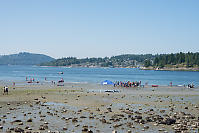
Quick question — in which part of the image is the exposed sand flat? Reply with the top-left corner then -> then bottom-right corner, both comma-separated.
0,82 -> 199,133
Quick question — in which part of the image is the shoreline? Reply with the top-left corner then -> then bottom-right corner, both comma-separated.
1,80 -> 198,89
140,67 -> 199,72
1,80 -> 198,88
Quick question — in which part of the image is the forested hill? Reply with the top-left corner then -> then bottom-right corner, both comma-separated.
0,52 -> 55,65
40,54 -> 155,67
144,52 -> 199,68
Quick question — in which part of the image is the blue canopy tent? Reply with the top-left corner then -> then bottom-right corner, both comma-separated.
101,80 -> 114,85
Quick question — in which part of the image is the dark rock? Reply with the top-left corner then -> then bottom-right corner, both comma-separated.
39,126 -> 45,130
80,116 -> 87,119
145,116 -> 152,122
14,127 -> 24,133
18,122 -> 23,125
135,115 -> 142,119
164,118 -> 176,125
144,126 -> 149,129
82,125 -> 88,131
63,127 -> 67,130
88,129 -> 93,133
72,118 -> 78,123
13,120 -> 22,123
101,118 -> 106,123
113,124 -> 123,128
107,107 -> 112,112
27,118 -> 33,122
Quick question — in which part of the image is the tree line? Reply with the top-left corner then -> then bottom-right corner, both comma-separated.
40,54 -> 155,67
40,52 -> 199,68
144,52 -> 199,68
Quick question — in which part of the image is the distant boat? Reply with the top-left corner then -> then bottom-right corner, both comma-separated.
152,85 -> 159,87
58,72 -> 64,74
58,78 -> 64,83
177,85 -> 183,87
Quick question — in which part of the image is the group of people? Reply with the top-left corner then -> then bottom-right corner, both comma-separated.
26,77 -> 40,84
187,83 -> 194,88
26,77 -> 64,86
114,81 -> 142,88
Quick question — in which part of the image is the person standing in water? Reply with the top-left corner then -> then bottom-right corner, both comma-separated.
13,82 -> 15,89
170,82 -> 172,87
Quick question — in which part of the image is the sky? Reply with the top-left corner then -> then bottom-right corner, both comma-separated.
0,0 -> 199,59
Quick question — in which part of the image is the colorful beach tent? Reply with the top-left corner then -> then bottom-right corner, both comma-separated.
101,80 -> 114,85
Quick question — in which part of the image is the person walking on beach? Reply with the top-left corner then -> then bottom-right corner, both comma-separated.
3,86 -> 8,95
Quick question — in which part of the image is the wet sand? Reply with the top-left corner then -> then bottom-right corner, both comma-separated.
0,82 -> 199,133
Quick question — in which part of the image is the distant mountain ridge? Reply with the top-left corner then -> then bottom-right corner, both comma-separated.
0,52 -> 55,65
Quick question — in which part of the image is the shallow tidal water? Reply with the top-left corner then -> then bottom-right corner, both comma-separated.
0,65 -> 199,86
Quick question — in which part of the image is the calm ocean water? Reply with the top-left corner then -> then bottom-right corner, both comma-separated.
0,65 -> 198,86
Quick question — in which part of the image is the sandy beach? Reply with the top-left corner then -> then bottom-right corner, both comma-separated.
0,82 -> 199,133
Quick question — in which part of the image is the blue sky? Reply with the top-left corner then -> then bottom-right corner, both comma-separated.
0,0 -> 198,58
